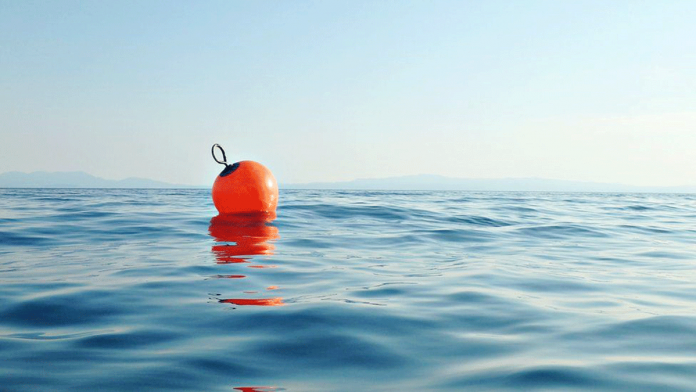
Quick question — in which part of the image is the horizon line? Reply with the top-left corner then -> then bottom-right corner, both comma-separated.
1,170 -> 695,190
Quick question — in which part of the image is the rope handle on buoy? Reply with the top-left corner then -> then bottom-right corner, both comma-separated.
212,144 -> 227,166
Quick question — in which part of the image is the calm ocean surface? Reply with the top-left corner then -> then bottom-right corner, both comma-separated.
1,189 -> 696,391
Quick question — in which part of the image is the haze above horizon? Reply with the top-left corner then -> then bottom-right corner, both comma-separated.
3,170 -> 696,192
2,1 -> 695,187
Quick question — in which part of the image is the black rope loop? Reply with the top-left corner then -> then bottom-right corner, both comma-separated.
212,144 -> 227,165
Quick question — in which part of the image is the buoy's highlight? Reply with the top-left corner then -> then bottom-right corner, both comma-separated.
211,144 -> 278,215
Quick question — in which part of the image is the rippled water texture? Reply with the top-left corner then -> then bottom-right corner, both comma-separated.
2,189 -> 696,391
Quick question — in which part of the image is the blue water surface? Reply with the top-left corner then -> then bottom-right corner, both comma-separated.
1,189 -> 696,391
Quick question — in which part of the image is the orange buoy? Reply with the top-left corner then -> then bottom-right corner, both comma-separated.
211,144 -> 278,216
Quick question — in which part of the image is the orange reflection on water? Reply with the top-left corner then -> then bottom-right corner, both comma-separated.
234,387 -> 285,392
220,298 -> 284,306
210,213 -> 283,307
209,213 -> 279,264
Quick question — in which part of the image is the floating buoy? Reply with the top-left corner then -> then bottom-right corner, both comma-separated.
211,144 -> 278,216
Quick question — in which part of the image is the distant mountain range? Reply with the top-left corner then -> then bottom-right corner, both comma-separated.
284,174 -> 696,193
1,171 -> 695,192
0,171 -> 193,188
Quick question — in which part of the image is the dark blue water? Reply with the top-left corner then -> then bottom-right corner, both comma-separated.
2,189 -> 696,391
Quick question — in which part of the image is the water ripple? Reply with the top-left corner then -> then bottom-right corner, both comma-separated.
1,189 -> 696,390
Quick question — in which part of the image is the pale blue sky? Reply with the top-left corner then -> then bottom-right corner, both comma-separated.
2,1 -> 695,186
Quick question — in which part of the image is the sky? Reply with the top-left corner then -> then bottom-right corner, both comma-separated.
1,0 -> 695,187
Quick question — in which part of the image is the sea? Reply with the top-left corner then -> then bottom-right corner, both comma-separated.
1,189 -> 696,391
